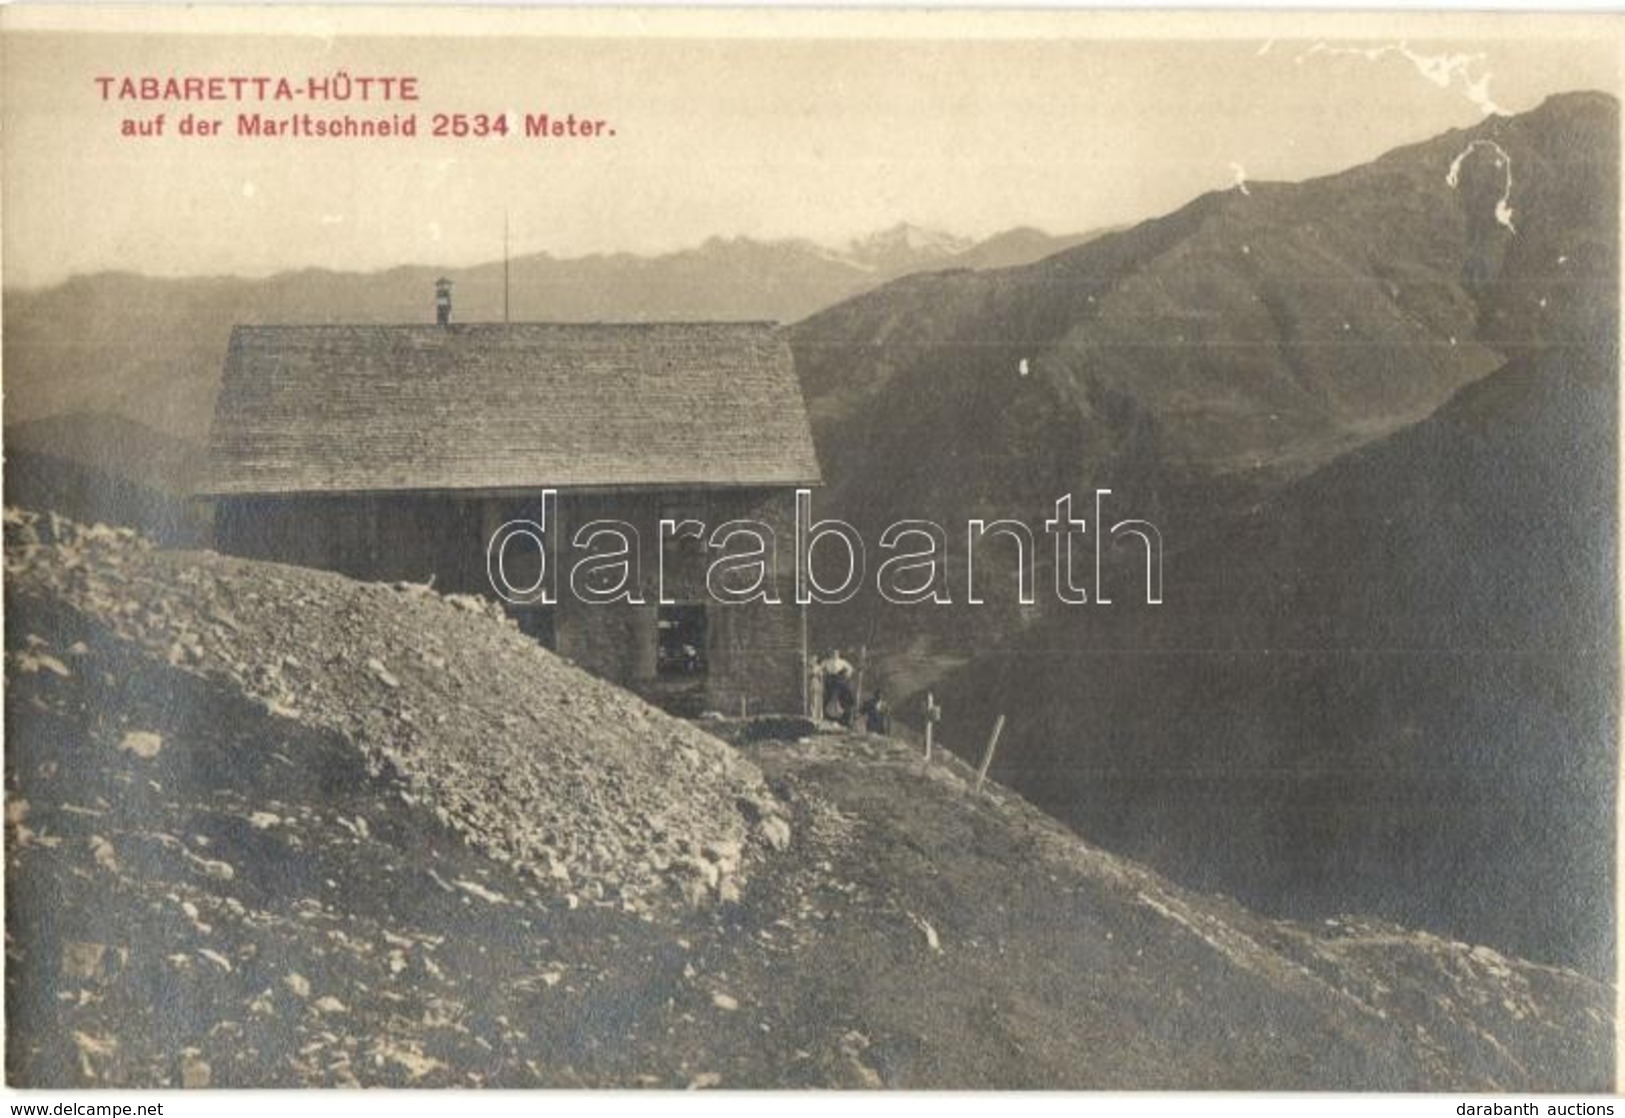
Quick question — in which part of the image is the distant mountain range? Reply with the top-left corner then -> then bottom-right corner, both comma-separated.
1,222 -> 1100,450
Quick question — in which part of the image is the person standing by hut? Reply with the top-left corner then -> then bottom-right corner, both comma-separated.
819,648 -> 855,727
860,689 -> 892,735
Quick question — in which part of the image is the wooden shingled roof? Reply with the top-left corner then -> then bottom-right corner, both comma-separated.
202,322 -> 822,496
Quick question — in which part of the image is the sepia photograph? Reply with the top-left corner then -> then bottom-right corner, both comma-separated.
0,4 -> 1618,1096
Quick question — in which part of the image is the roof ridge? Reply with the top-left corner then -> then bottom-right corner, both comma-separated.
207,316 -> 820,496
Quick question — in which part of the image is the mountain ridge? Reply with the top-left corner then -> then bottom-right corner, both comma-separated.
785,89 -> 1615,667
0,223 -> 1100,444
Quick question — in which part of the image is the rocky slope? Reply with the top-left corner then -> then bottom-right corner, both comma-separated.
4,508 -> 790,912
3,511 -> 1612,1089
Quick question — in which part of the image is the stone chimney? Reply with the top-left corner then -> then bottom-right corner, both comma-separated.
435,277 -> 453,327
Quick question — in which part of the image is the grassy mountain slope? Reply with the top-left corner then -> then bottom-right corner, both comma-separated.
790,92 -> 1615,540
3,414 -> 207,543
931,333 -> 1616,977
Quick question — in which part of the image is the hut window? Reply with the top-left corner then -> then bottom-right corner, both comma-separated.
656,604 -> 707,676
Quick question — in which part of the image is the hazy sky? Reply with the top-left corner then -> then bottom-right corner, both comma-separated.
1,9 -> 1617,288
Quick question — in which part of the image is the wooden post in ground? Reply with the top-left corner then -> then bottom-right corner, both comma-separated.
800,608 -> 810,719
923,691 -> 941,762
974,714 -> 1006,795
854,644 -> 868,727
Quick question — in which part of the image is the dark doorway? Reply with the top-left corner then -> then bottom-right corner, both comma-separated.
656,604 -> 707,676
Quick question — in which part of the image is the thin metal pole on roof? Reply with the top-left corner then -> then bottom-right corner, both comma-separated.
503,210 -> 511,326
